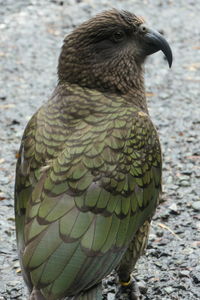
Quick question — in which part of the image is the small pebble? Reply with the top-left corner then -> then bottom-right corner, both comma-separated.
179,270 -> 190,278
169,203 -> 179,214
192,201 -> 200,211
107,293 -> 115,300
164,287 -> 174,294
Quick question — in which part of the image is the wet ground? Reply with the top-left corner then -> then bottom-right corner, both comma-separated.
0,0 -> 200,299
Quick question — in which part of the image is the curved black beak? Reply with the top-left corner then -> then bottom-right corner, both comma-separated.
144,29 -> 173,68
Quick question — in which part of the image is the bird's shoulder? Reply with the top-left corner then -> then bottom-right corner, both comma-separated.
15,84 -> 161,192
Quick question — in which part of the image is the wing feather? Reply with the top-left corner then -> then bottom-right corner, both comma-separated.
15,85 -> 162,300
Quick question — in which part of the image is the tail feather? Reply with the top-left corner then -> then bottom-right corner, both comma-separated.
29,288 -> 46,300
29,283 -> 102,300
72,283 -> 102,300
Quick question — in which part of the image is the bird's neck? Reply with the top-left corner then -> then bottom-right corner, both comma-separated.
122,88 -> 148,112
58,47 -> 148,112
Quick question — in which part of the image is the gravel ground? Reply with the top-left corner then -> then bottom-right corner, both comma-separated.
0,0 -> 200,299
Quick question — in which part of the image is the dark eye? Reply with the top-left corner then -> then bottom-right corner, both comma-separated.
112,30 -> 125,42
139,24 -> 148,34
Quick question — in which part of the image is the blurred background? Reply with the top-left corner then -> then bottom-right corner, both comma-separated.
0,1 -> 200,299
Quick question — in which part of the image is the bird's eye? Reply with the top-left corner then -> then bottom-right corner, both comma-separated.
139,24 -> 148,34
112,30 -> 125,42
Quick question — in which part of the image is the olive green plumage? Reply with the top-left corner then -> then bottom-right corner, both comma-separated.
15,9 -> 172,300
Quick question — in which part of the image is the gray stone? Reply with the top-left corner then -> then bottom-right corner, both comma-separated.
192,201 -> 200,211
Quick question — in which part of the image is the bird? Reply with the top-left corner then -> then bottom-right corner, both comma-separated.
14,9 -> 172,300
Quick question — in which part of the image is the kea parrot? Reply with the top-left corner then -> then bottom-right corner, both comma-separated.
15,9 -> 172,300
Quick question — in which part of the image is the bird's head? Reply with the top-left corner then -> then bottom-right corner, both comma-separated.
58,9 -> 172,94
